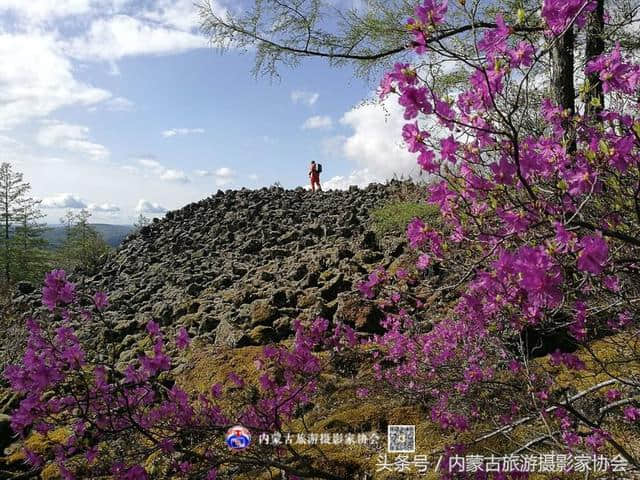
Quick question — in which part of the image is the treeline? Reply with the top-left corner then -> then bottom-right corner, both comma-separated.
0,162 -> 145,289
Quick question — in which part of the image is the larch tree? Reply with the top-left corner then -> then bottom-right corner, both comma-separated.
58,209 -> 110,273
0,163 -> 37,285
11,198 -> 49,283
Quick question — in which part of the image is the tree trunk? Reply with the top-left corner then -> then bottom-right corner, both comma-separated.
551,25 -> 576,152
4,189 -> 9,284
585,0 -> 605,115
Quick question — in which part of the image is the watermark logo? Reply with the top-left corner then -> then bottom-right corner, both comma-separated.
225,425 -> 252,451
388,425 -> 416,453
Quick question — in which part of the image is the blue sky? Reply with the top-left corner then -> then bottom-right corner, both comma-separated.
1,0 -> 419,224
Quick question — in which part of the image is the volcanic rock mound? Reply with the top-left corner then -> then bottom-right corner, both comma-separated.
9,182 -> 414,366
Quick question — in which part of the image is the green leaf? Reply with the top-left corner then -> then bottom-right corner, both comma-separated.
599,139 -> 610,156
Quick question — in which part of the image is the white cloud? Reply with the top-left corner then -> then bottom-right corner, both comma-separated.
137,158 -> 164,175
37,121 -> 109,161
65,15 -> 207,62
104,96 -> 135,111
136,157 -> 189,183
214,167 -> 235,186
215,167 -> 234,178
0,32 -> 111,129
302,115 -> 333,130
338,97 -> 421,180
121,165 -> 139,174
141,0 -> 221,32
0,0 -> 93,21
160,169 -> 190,183
322,169 -> 380,190
0,135 -> 29,164
88,202 -> 120,212
136,199 -> 167,214
291,90 -> 319,107
194,166 -> 236,186
322,135 -> 348,157
42,193 -> 87,209
248,173 -> 258,181
162,127 -> 205,137
137,157 -> 162,168
0,0 -> 222,129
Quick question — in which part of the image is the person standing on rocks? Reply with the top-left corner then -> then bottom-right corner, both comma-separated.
309,161 -> 322,192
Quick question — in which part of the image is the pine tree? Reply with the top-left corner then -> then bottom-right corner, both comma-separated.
0,163 -> 32,285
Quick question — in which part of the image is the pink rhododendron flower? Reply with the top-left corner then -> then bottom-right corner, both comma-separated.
93,291 -> 109,311
608,311 -> 633,330
206,469 -> 218,480
585,430 -> 606,452
358,268 -> 386,299
428,181 -> 457,214
176,327 -> 190,350
569,301 -> 588,341
562,430 -> 581,448
416,253 -> 431,271
603,275 -> 620,292
86,446 -> 98,465
414,0 -> 448,26
402,122 -> 429,153
42,270 -> 76,311
542,0 -> 596,35
398,86 -> 431,119
623,406 -> 640,422
417,149 -> 438,172
440,136 -> 458,163
490,156 -> 517,185
550,350 -> 585,370
356,388 -> 369,398
577,235 -> 609,275
586,43 -> 640,94
605,389 -> 621,402
228,372 -> 245,388
146,320 -> 161,338
211,383 -> 223,398
477,14 -> 511,61
554,222 -> 577,253
434,97 -> 455,129
509,41 -> 535,68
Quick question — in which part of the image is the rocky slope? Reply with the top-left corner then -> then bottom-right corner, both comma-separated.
7,182 -> 414,368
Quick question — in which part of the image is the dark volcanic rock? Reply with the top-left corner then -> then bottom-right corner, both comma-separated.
15,282 -> 35,295
7,181 -> 420,359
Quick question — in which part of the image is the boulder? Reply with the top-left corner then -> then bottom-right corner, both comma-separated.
248,326 -> 278,345
250,300 -> 278,326
214,319 -> 250,348
151,301 -> 173,325
334,293 -> 384,333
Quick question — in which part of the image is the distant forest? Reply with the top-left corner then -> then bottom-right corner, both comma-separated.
2,162 -> 145,286
40,224 -> 133,249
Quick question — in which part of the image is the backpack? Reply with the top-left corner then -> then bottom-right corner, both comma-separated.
316,163 -> 323,174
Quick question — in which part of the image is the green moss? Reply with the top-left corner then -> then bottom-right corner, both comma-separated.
371,201 -> 441,236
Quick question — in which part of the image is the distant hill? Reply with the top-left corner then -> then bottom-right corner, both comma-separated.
42,224 -> 134,249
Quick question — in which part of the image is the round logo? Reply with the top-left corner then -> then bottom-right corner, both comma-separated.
225,425 -> 251,451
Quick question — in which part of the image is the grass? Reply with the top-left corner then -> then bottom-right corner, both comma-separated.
371,201 -> 441,236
